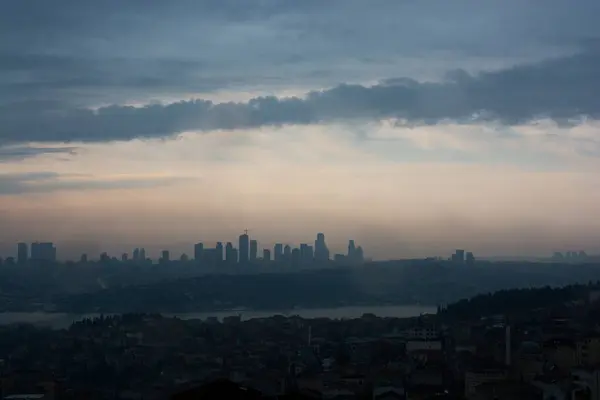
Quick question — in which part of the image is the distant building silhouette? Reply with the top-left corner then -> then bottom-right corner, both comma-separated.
291,248 -> 300,269
225,242 -> 236,265
250,239 -> 258,261
239,232 -> 249,264
314,233 -> 329,262
17,242 -> 28,265
31,242 -> 56,262
263,248 -> 271,261
300,244 -> 313,265
274,243 -> 283,262
466,251 -> 475,266
161,250 -> 170,264
451,249 -> 465,264
194,242 -> 204,262
348,240 -> 356,260
216,242 -> 224,265
283,245 -> 292,264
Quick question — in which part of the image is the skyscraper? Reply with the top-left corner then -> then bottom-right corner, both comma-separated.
250,240 -> 258,261
263,248 -> 271,261
133,248 -> 140,261
239,232 -> 249,264
454,249 -> 465,263
283,244 -> 292,264
300,244 -> 314,265
31,242 -> 56,262
216,242 -> 224,265
17,242 -> 28,265
225,242 -> 236,265
274,243 -> 283,262
355,246 -> 364,263
466,252 -> 475,267
347,240 -> 356,261
161,250 -> 170,263
314,233 -> 329,262
291,248 -> 300,269
194,242 -> 204,262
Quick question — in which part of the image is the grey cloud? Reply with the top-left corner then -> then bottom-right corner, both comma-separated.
1,1 -> 599,105
0,145 -> 78,162
1,48 -> 600,143
0,172 -> 190,195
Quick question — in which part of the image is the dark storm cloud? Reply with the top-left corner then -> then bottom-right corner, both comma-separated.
1,48 -> 600,143
0,172 -> 192,195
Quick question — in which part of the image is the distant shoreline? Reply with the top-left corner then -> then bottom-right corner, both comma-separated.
1,301 -> 438,315
0,304 -> 437,329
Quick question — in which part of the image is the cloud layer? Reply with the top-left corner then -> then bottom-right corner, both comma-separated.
2,47 -> 600,143
1,0 -> 598,105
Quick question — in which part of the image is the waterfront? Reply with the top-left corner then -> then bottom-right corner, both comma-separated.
0,304 -> 436,329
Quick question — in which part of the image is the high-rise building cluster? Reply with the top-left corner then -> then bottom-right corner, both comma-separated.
8,242 -> 58,266
552,251 -> 588,262
188,231 -> 364,269
2,231 -> 367,269
450,249 -> 475,266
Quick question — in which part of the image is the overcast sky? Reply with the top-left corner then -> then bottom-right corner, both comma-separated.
1,0 -> 600,260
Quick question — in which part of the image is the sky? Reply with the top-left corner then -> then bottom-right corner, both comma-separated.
1,0 -> 600,260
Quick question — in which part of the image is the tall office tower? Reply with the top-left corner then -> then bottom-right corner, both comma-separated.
306,245 -> 314,262
225,242 -> 236,265
355,246 -> 364,263
291,248 -> 300,269
347,240 -> 356,261
283,245 -> 292,264
161,250 -> 170,263
239,231 -> 249,263
133,248 -> 140,261
454,249 -> 465,263
466,252 -> 475,267
100,252 -> 110,263
121,253 -> 128,262
232,248 -> 238,265
300,244 -> 314,265
194,242 -> 204,262
250,240 -> 258,261
80,254 -> 88,263
216,242 -> 224,264
274,243 -> 283,262
314,233 -> 330,262
31,242 -> 57,262
139,248 -> 146,261
17,242 -> 28,265
263,248 -> 271,262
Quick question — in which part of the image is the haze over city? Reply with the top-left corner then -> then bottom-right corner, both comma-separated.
2,0 -> 600,260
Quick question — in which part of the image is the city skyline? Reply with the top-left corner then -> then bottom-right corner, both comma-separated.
0,231 -> 592,263
2,231 -> 372,265
1,1 -> 600,258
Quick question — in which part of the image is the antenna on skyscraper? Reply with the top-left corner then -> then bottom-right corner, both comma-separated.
244,229 -> 248,235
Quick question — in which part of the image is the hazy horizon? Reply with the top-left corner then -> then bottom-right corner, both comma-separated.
2,1 -> 600,260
